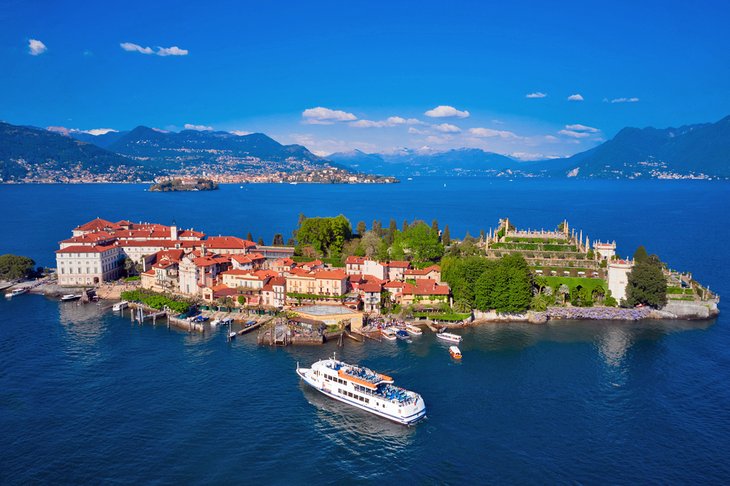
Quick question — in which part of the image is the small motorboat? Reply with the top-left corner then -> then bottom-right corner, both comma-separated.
60,294 -> 81,302
5,287 -> 28,298
228,330 -> 237,340
396,329 -> 411,342
210,318 -> 221,327
238,320 -> 261,335
112,300 -> 129,311
405,324 -> 423,336
449,346 -> 462,359
220,317 -> 234,326
381,327 -> 397,341
436,331 -> 462,343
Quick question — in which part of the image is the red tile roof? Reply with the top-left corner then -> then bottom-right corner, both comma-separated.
204,236 -> 256,250
360,281 -> 382,293
56,244 -> 118,254
402,279 -> 450,296
345,256 -> 366,264
387,260 -> 410,268
314,269 -> 348,280
74,218 -> 123,232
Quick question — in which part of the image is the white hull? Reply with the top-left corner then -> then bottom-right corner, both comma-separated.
437,332 -> 462,343
297,359 -> 426,425
112,301 -> 128,311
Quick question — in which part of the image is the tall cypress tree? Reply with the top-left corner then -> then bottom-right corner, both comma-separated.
442,225 -> 451,246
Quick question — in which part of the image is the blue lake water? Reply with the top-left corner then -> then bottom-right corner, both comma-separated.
0,179 -> 729,484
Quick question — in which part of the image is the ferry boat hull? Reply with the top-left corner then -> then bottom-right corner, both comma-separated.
296,359 -> 426,425
436,332 -> 462,344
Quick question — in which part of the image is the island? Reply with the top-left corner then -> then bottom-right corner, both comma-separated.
31,215 -> 719,341
149,178 -> 219,192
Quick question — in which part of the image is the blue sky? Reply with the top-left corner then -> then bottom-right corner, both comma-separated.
2,0 -> 729,158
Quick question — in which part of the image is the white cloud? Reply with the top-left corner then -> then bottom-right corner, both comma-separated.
85,128 -> 118,136
289,133 -> 377,155
610,97 -> 640,103
47,126 -> 118,136
526,92 -> 547,99
567,93 -> 584,101
468,127 -> 519,139
120,42 -> 189,56
230,130 -> 252,136
120,42 -> 154,54
433,123 -> 461,133
558,129 -> 590,138
564,123 -> 599,133
184,123 -> 213,131
157,46 -> 188,56
424,105 -> 470,118
28,39 -> 47,56
408,127 -> 428,135
350,116 -> 422,128
302,107 -> 357,125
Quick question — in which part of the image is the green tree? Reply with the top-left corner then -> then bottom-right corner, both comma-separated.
431,219 -> 439,234
391,221 -> 444,262
372,220 -> 382,237
633,245 -> 649,264
257,237 -> 265,246
272,233 -> 284,246
356,221 -> 367,236
402,219 -> 409,232
359,231 -> 382,257
295,215 -> 353,257
0,254 -> 36,280
625,253 -> 667,308
442,225 -> 451,246
246,232 -> 253,242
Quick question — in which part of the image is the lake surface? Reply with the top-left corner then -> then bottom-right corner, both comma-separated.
0,179 -> 729,484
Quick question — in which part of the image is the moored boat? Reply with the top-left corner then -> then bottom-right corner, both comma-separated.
405,324 -> 423,336
381,327 -> 397,341
60,294 -> 81,302
436,331 -> 462,343
296,355 -> 426,425
237,320 -> 261,335
5,287 -> 28,298
395,329 -> 411,342
112,300 -> 128,311
449,345 -> 462,359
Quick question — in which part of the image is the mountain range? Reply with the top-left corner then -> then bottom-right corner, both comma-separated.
1,115 -> 729,182
0,123 -> 337,182
330,115 -> 730,179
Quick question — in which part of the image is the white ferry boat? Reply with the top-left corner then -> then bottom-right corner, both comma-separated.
436,331 -> 462,343
296,356 -> 426,425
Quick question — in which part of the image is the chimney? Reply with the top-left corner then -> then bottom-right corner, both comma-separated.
201,243 -> 207,256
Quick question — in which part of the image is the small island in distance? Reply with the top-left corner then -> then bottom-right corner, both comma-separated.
149,178 -> 219,192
